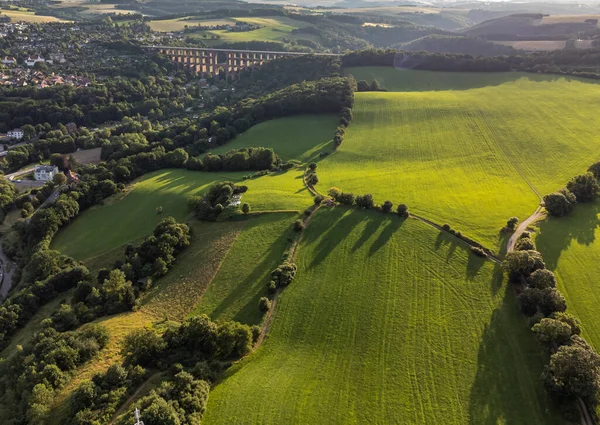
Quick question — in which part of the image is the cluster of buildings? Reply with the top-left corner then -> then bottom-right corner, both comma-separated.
0,68 -> 90,88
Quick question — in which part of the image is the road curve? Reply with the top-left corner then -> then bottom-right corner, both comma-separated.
506,205 -> 544,253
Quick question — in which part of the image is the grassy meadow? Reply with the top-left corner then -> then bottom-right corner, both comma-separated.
205,207 -> 557,425
51,114 -> 329,261
50,169 -> 233,260
210,114 -> 337,162
534,202 -> 600,351
191,212 -> 297,326
150,16 -> 312,43
320,70 -> 600,249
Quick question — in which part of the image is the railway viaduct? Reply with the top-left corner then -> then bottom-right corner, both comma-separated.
144,45 -> 339,77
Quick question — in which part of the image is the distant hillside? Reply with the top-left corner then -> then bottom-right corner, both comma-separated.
399,35 -> 519,56
463,13 -> 599,40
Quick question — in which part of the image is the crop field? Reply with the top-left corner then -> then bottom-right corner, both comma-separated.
322,69 -> 600,249
191,212 -> 298,326
148,17 -> 237,32
534,202 -> 600,351
204,207 -> 557,424
211,115 -> 337,162
0,9 -> 70,23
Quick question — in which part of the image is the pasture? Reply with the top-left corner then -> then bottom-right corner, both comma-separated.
210,114 -> 337,162
191,212 -> 298,326
204,207 -> 557,425
534,202 -> 600,351
321,70 -> 600,249
51,166 -> 311,261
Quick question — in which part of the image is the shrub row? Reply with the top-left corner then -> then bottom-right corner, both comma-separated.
327,187 -> 409,217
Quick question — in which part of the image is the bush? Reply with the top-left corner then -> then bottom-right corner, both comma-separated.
355,194 -> 374,209
259,297 -> 271,312
313,195 -> 324,205
396,203 -> 408,218
503,250 -> 545,283
271,262 -> 297,287
381,200 -> 393,213
515,237 -> 535,251
308,162 -> 317,172
294,220 -> 304,232
242,203 -> 250,214
470,246 -> 487,257
543,190 -> 576,217
506,217 -> 519,232
442,223 -> 451,231
306,172 -> 318,186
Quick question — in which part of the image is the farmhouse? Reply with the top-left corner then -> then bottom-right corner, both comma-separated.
7,128 -> 23,140
34,165 -> 59,181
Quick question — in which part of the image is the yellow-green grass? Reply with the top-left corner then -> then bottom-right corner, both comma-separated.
344,66 -> 557,91
205,207 -> 557,424
0,9 -> 70,23
150,16 -> 311,43
148,17 -> 236,32
191,212 -> 297,326
49,219 -> 244,423
51,167 -> 310,261
319,71 -> 600,250
534,202 -> 600,351
210,115 -> 337,162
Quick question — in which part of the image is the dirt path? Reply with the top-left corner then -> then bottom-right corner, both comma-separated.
109,373 -> 161,424
506,206 -> 544,253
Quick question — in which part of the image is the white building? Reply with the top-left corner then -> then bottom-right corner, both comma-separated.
34,165 -> 59,181
25,55 -> 45,67
7,128 -> 23,140
1,56 -> 16,65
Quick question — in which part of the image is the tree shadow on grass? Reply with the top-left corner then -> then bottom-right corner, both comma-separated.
308,208 -> 363,269
368,216 -> 404,256
535,202 -> 600,271
209,218 -> 294,326
468,288 -> 557,425
466,252 -> 487,282
351,215 -> 382,253
434,231 -> 459,262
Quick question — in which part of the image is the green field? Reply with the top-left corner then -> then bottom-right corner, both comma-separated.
211,115 -> 337,162
51,166 -> 311,261
192,212 -> 297,326
150,16 -> 312,43
50,169 -> 232,260
534,202 -> 600,351
319,70 -> 600,250
0,8 -> 70,23
205,207 -> 557,424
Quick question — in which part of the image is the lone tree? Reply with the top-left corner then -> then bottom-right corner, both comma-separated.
53,172 -> 67,186
506,217 -> 519,232
397,203 -> 409,218
566,172 -> 599,203
543,190 -> 576,217
242,203 -> 250,214
381,200 -> 393,213
308,163 -> 317,172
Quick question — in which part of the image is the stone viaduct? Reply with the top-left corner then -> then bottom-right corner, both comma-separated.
144,46 -> 338,77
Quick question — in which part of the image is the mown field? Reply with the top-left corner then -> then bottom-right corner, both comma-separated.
322,69 -> 600,249
534,202 -> 600,351
205,207 -> 557,425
